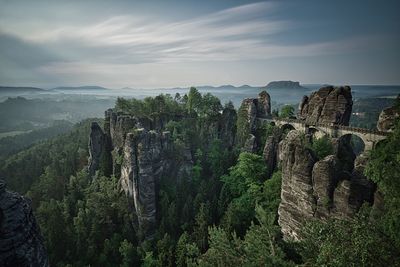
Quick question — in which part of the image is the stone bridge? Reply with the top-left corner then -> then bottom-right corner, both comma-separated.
259,117 -> 389,151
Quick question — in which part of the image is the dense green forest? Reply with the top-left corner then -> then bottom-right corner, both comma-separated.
2,90 -> 400,266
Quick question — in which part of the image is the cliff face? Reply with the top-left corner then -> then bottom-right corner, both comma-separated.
277,131 -> 376,240
298,86 -> 353,125
278,131 -> 317,240
377,95 -> 400,132
275,86 -> 378,240
121,130 -> 175,238
237,91 -> 271,152
88,122 -> 105,176
0,180 -> 49,267
89,106 -> 236,239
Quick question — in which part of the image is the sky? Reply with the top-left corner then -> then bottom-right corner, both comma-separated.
0,0 -> 399,88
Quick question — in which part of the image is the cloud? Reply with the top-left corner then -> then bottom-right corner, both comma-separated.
12,2 -> 292,64
1,1 -> 395,87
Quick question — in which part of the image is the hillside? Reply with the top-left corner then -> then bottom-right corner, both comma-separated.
1,88 -> 399,266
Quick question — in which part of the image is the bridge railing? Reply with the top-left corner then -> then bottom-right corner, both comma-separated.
266,117 -> 389,136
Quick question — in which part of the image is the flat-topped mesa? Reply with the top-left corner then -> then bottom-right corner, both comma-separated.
298,86 -> 353,125
0,180 -> 49,266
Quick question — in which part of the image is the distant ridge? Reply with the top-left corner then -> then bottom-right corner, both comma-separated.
52,86 -> 109,91
263,81 -> 305,89
0,86 -> 46,93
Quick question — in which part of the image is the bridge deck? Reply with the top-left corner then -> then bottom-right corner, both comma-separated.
259,117 -> 389,137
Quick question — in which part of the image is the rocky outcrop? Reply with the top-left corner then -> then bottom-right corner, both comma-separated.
278,131 -> 317,240
277,131 -> 377,240
121,130 -> 173,238
377,95 -> 400,132
262,127 -> 283,177
95,104 -> 236,240
88,122 -> 106,176
298,86 -> 353,125
237,91 -> 271,149
257,91 -> 271,117
219,106 -> 237,148
0,180 -> 49,267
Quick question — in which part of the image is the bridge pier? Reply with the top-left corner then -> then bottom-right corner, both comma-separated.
364,141 -> 375,151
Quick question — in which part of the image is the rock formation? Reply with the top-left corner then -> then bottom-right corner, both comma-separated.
277,130 -> 377,240
377,95 -> 400,132
120,130 -> 174,238
298,86 -> 353,125
88,122 -> 105,176
237,91 -> 271,150
0,180 -> 49,267
275,86 -> 381,240
262,127 -> 283,177
89,104 -> 236,240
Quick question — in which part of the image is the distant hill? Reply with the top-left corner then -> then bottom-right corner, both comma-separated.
0,86 -> 46,93
52,86 -> 109,91
263,81 -> 305,89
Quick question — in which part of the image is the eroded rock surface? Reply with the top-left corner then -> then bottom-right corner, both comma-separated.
277,132 -> 377,240
298,86 -> 353,125
96,105 -> 236,240
0,180 -> 49,267
121,130 -> 174,238
262,127 -> 283,177
278,131 -> 317,240
88,122 -> 105,176
377,95 -> 400,132
237,91 -> 271,149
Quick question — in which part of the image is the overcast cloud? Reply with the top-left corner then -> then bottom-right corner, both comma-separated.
0,0 -> 399,88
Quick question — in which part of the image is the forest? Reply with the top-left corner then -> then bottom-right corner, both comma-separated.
1,89 -> 400,267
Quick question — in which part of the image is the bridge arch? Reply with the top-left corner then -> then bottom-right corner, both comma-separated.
338,133 -> 365,155
281,123 -> 296,132
308,126 -> 329,139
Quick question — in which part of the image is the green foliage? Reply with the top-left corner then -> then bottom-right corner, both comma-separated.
0,120 -> 73,161
187,87 -> 202,114
115,94 -> 185,118
279,105 -> 295,119
0,119 -> 98,194
195,206 -> 292,267
254,122 -> 276,154
309,135 -> 334,160
365,119 -> 400,247
300,207 -> 400,266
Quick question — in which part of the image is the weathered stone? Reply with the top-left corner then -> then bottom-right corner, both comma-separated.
377,95 -> 400,132
257,91 -> 271,117
88,122 -> 105,176
278,130 -> 317,240
298,86 -> 353,125
243,134 -> 257,153
263,127 -> 283,177
237,91 -> 271,149
312,155 -> 340,218
219,107 -> 237,148
0,180 -> 49,267
348,153 -> 375,210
